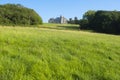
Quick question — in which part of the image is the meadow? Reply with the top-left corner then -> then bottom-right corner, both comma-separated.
0,24 -> 120,80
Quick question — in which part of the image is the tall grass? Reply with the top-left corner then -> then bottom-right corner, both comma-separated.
0,25 -> 120,80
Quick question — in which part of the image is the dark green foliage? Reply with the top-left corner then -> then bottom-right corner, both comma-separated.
74,17 -> 79,24
79,19 -> 89,29
91,11 -> 120,34
83,10 -> 96,22
0,4 -> 43,26
68,17 -> 80,24
68,18 -> 74,24
80,10 -> 120,34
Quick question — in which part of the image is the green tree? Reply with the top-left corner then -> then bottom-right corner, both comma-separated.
74,17 -> 79,24
0,4 -> 43,26
68,18 -> 74,24
80,10 -> 120,34
83,10 -> 96,22
80,10 -> 96,30
79,19 -> 89,29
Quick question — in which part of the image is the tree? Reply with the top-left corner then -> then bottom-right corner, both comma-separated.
74,17 -> 79,24
83,10 -> 96,22
68,18 -> 74,24
79,19 -> 89,29
91,10 -> 120,34
0,4 -> 43,26
68,17 -> 79,24
79,10 -> 120,34
80,10 -> 120,34
80,10 -> 96,30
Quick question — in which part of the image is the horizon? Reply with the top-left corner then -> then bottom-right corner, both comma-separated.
1,0 -> 120,22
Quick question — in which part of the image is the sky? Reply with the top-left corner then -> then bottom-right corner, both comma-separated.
0,0 -> 120,22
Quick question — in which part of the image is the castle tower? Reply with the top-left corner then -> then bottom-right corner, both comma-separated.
60,15 -> 64,24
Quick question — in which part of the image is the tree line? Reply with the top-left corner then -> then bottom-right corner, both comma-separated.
79,10 -> 120,34
0,4 -> 43,26
68,17 -> 80,24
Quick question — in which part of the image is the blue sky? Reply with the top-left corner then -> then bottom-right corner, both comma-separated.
0,0 -> 120,22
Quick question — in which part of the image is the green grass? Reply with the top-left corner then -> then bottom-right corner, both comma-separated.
0,24 -> 120,80
39,23 -> 79,31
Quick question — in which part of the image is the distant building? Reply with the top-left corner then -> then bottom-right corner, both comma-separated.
48,16 -> 68,24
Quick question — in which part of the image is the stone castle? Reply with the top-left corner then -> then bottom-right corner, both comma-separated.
48,16 -> 68,24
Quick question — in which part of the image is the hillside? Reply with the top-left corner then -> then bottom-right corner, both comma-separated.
0,24 -> 120,80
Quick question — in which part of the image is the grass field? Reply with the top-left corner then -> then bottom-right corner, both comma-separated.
0,24 -> 120,80
39,23 -> 79,31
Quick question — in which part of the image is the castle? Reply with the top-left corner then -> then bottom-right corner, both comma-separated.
48,16 -> 68,24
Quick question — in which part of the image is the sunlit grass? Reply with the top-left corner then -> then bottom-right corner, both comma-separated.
0,25 -> 120,80
39,23 -> 79,31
